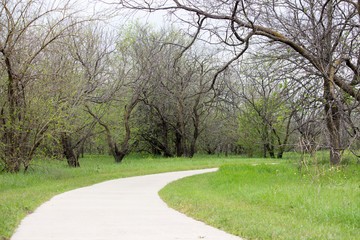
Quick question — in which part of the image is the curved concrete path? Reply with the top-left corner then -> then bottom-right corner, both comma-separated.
11,168 -> 243,240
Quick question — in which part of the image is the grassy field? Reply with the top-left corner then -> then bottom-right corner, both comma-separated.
159,161 -> 360,239
0,153 -> 270,240
2,152 -> 358,240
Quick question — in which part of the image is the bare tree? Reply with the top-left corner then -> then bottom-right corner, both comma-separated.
0,0 -> 91,172
85,23 -> 162,162
56,23 -> 115,167
117,0 -> 360,164
136,42 -> 218,157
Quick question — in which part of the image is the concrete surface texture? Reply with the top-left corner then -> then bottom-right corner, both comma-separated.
11,168 -> 243,240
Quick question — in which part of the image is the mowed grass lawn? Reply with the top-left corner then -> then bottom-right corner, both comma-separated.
0,154 -> 268,240
159,163 -> 360,240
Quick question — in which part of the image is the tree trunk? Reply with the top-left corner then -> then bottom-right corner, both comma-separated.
323,1 -> 342,165
60,132 -> 80,167
266,143 -> 275,158
115,97 -> 140,163
205,143 -> 216,155
86,88 -> 139,163
1,52 -> 47,172
189,83 -> 203,158
189,115 -> 199,158
324,61 -> 342,165
2,53 -> 21,173
175,123 -> 183,157
177,101 -> 188,157
263,144 -> 267,158
324,88 -> 341,165
275,113 -> 293,159
247,146 -> 254,157
141,133 -> 174,158
86,105 -> 125,163
112,144 -> 126,163
152,147 -> 162,155
161,121 -> 173,157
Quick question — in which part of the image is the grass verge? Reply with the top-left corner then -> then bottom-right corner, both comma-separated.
159,163 -> 360,240
0,154 -> 273,240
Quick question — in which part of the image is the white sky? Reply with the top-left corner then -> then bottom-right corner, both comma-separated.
74,0 -> 177,29
68,0 -> 240,65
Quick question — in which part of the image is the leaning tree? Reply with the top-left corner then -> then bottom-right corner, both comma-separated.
117,0 -> 360,164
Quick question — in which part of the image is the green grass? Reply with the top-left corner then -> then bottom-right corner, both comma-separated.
3,152 -> 357,240
159,162 -> 360,240
0,153 -> 266,240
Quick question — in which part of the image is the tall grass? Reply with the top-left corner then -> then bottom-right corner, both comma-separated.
160,163 -> 360,239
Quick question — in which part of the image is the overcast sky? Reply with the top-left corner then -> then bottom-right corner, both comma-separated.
73,0 -> 174,30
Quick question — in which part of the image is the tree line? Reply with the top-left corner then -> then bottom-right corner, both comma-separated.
1,0 -> 359,173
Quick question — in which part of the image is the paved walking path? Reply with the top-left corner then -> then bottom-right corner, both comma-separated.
11,168 -> 243,240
